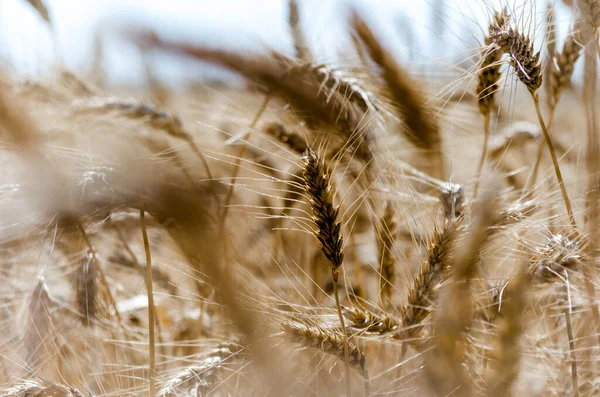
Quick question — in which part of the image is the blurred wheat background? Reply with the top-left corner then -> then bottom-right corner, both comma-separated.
0,0 -> 599,396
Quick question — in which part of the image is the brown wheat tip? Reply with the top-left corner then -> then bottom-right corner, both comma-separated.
25,0 -> 51,25
477,8 -> 511,115
548,29 -> 584,109
76,251 -> 98,327
342,305 -> 399,335
1,379 -> 86,397
378,201 -> 397,307
302,150 -> 344,281
157,342 -> 244,397
486,267 -> 528,396
264,122 -> 308,154
531,234 -> 581,280
492,28 -> 543,95
72,97 -> 189,140
282,320 -> 366,376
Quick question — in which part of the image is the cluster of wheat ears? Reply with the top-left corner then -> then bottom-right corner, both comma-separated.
2,0 -> 600,396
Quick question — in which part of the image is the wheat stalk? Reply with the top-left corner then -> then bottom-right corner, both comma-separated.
302,149 -> 352,396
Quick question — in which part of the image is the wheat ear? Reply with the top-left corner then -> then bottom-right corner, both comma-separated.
302,149 -> 352,396
282,320 -> 366,377
72,97 -> 214,180
342,305 -> 399,335
474,8 -> 510,195
351,13 -> 445,180
400,218 -> 460,345
377,201 -> 397,309
427,191 -> 496,396
492,27 -> 577,232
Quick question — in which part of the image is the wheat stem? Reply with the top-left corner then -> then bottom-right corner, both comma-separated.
532,95 -> 577,232
474,113 -> 491,197
563,278 -> 579,397
334,280 -> 352,397
140,208 -> 156,397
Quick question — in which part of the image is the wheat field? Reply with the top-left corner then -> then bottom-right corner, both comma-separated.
0,0 -> 600,396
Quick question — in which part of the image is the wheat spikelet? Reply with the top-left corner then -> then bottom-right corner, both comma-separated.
377,201 -> 397,308
1,379 -> 86,397
282,320 -> 366,376
351,13 -> 444,178
76,251 -> 98,327
157,342 -> 244,397
492,28 -> 543,95
342,306 -> 399,335
477,8 -> 511,116
302,150 -> 343,279
264,122 -> 308,154
486,267 -> 528,396
549,29 -> 584,110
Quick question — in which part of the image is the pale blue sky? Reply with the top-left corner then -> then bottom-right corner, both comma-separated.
0,0 -> 575,85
